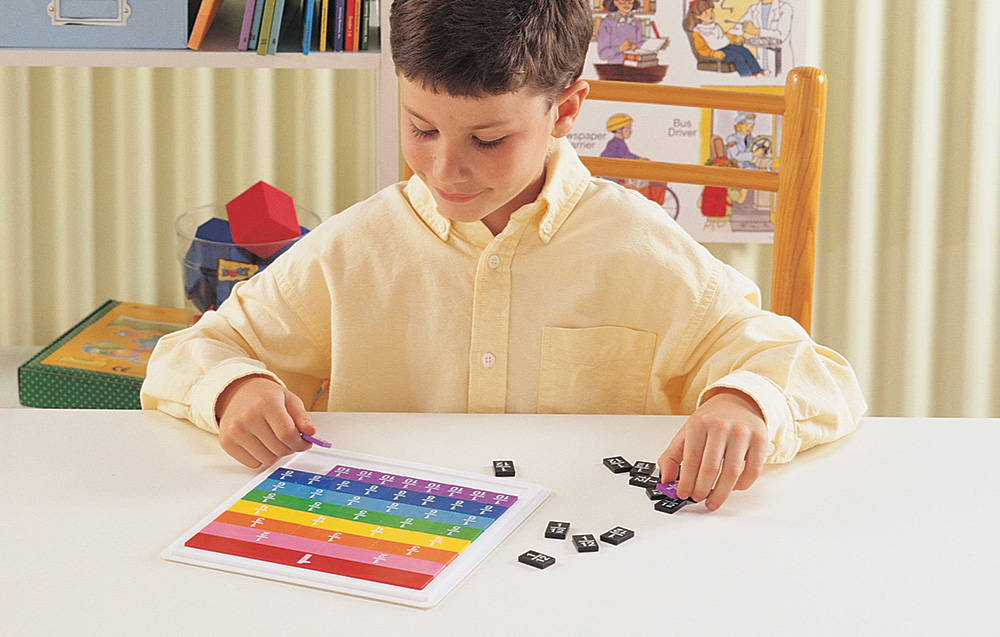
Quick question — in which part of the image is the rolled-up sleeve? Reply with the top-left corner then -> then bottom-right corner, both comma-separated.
674,263 -> 866,463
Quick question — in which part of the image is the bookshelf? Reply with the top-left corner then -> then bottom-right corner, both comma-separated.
0,0 -> 401,189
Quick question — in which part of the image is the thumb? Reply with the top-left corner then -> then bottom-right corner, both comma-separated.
283,389 -> 315,436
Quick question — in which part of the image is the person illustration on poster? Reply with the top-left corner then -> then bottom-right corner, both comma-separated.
597,0 -> 645,65
699,156 -> 745,233
727,0 -> 794,77
684,0 -> 762,77
726,112 -> 764,168
600,113 -> 680,219
601,113 -> 646,160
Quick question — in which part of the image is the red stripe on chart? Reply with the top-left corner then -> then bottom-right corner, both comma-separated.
185,532 -> 435,590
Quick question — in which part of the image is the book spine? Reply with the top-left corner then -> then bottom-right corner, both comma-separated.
249,0 -> 268,50
344,0 -> 356,52
239,0 -> 257,51
303,0 -> 315,55
257,0 -> 277,55
333,0 -> 346,52
358,0 -> 370,51
319,0 -> 330,52
187,0 -> 224,51
267,0 -> 288,55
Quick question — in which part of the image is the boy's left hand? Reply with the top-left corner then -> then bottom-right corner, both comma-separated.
657,388 -> 768,511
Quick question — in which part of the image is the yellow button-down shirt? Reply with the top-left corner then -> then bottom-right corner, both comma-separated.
142,138 -> 865,463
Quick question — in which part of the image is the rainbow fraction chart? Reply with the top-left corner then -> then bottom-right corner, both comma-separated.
162,448 -> 550,608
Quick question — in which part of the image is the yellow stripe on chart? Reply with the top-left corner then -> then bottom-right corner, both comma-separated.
228,499 -> 471,553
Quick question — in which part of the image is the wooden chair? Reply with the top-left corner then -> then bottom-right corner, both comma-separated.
579,66 -> 827,334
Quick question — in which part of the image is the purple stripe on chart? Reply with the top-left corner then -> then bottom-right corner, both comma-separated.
200,521 -> 446,576
326,465 -> 517,508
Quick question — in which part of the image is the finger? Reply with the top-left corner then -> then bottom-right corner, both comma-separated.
220,437 -> 264,469
219,428 -> 275,469
657,434 -> 684,486
734,437 -> 767,491
676,426 -> 708,501
250,389 -> 313,457
704,436 -> 751,511
284,391 -> 315,451
691,427 -> 728,502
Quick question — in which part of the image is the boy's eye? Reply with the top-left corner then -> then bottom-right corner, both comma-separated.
473,136 -> 505,150
409,123 -> 435,139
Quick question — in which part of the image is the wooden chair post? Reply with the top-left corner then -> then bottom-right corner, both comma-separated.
770,67 -> 827,333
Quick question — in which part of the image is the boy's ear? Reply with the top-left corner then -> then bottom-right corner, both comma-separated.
551,80 -> 590,138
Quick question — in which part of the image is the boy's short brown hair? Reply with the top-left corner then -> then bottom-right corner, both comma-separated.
390,0 -> 593,103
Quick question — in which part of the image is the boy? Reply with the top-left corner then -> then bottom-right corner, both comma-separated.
142,0 -> 865,511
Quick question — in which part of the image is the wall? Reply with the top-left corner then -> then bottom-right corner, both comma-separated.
2,0 -> 999,418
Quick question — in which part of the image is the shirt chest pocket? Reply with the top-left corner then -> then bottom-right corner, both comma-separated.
537,326 -> 656,415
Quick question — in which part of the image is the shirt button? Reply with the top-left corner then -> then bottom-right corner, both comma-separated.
487,254 -> 501,269
481,351 -> 496,368
541,221 -> 554,234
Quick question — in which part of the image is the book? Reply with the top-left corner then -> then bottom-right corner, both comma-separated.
623,51 -> 659,68
187,0 -> 226,50
18,300 -> 189,410
623,56 -> 658,69
239,0 -> 258,51
332,0 -> 346,52
358,0 -> 370,51
248,0 -> 268,49
319,0 -> 330,51
635,37 -> 667,53
266,0 -> 289,55
257,0 -> 278,55
344,0 -> 356,52
302,0 -> 316,54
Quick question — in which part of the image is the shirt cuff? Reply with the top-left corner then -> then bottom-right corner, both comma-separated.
697,369 -> 798,463
190,361 -> 284,434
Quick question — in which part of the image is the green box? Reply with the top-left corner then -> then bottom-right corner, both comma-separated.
18,300 -> 189,409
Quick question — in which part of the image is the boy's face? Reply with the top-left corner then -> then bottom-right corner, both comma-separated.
399,76 -> 575,235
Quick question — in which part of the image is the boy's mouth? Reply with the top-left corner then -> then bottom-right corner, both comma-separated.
435,187 -> 483,204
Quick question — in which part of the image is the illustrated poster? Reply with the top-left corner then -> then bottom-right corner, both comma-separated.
569,0 -> 808,243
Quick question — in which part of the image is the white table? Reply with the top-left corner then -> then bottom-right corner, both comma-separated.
0,346 -> 40,408
2,408 -> 998,635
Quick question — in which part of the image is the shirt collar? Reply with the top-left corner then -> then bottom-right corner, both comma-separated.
403,137 -> 590,245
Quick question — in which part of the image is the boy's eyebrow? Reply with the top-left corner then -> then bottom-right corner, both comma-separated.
403,105 -> 511,132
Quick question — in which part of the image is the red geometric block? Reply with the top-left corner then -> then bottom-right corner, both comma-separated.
225,181 -> 301,259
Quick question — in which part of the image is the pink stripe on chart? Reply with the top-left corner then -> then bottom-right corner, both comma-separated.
201,521 -> 446,576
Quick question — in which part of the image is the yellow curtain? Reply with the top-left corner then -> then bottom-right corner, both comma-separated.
2,0 -> 999,418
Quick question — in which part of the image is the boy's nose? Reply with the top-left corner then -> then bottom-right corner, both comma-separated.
432,143 -> 468,182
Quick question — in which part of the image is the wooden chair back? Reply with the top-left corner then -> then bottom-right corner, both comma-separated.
579,66 -> 828,333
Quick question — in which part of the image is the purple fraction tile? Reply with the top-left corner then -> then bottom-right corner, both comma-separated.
655,482 -> 679,499
519,550 -> 556,569
300,433 -> 332,448
544,521 -> 570,540
599,526 -> 634,545
603,456 -> 632,474
572,534 -> 600,553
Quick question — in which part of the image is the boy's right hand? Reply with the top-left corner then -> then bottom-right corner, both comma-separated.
215,375 -> 316,468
